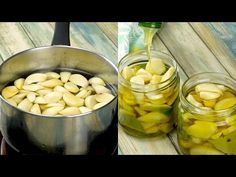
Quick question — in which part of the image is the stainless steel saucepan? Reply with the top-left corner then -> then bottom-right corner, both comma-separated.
0,22 -> 117,154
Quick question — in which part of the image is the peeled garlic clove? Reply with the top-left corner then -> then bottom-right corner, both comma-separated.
186,121 -> 217,139
187,94 -> 203,107
27,92 -> 36,102
12,93 -> 28,104
45,101 -> 65,108
79,106 -> 92,114
216,84 -> 227,92
30,104 -> 41,114
2,86 -> 19,99
22,84 -> 44,91
76,89 -> 91,98
89,77 -> 106,86
25,73 -> 47,85
160,67 -> 175,83
203,99 -> 216,108
34,96 -> 47,104
136,68 -> 152,82
134,106 -> 147,116
64,82 -> 80,93
150,75 -> 162,84
42,106 -> 64,116
121,89 -> 136,105
132,92 -> 144,104
147,95 -> 166,105
40,79 -> 63,88
19,90 -> 29,94
130,76 -> 145,85
138,75 -> 152,83
44,91 -> 62,103
211,132 -> 223,139
36,88 -> 53,96
85,95 -> 98,109
69,74 -> 89,88
14,78 -> 25,90
54,85 -> 69,93
222,125 -> 236,135
145,93 -> 164,100
137,67 -> 152,76
146,58 -> 166,75
167,91 -> 179,106
195,83 -> 222,95
199,92 -> 221,100
190,93 -> 202,103
93,102 -> 107,110
59,107 -> 80,116
60,72 -> 71,83
92,84 -> 111,94
18,98 -> 33,112
63,93 -> 84,107
6,98 -> 17,107
58,100 -> 66,105
46,72 -> 60,79
123,96 -> 136,106
95,93 -> 114,103
84,86 -> 94,92
121,66 -> 135,80
215,97 -> 236,110
220,91 -> 235,100
130,76 -> 145,90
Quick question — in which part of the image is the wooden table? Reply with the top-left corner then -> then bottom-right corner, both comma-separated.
0,22 -> 117,65
118,22 -> 236,155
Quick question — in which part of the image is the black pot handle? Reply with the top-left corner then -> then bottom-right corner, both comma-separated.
51,22 -> 71,46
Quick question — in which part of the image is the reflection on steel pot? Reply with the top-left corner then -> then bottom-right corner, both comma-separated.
0,23 -> 117,154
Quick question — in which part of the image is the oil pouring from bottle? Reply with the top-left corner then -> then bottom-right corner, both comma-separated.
138,22 -> 162,60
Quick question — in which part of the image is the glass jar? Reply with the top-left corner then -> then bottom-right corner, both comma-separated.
118,50 -> 180,137
177,72 -> 236,155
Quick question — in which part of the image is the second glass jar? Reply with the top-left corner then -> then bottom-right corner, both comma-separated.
118,50 -> 180,137
177,72 -> 236,155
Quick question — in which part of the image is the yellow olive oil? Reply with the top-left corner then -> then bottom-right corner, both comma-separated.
138,22 -> 162,60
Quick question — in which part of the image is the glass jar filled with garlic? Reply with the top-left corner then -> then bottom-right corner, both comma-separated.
118,50 -> 180,137
178,72 -> 236,155
1,71 -> 115,116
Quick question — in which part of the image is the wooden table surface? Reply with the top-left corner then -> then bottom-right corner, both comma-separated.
118,22 -> 236,155
1,22 -> 236,155
0,22 -> 117,65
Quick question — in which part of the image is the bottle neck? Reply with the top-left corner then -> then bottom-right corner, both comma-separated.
138,22 -> 163,60
138,22 -> 162,29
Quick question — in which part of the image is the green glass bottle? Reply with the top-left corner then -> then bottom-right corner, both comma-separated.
138,22 -> 163,59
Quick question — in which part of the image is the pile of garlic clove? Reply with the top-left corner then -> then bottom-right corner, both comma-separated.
122,58 -> 175,89
1,71 -> 115,116
186,83 -> 236,111
121,58 -> 177,106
